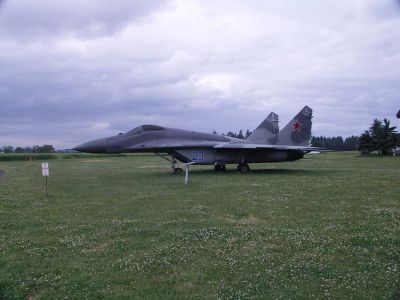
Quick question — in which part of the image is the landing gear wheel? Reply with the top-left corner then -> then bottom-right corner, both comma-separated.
237,163 -> 250,174
174,167 -> 184,175
214,164 -> 226,172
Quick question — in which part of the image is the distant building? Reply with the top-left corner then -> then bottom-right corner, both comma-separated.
397,110 -> 400,118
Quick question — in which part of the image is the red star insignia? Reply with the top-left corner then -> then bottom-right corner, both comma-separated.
292,119 -> 302,131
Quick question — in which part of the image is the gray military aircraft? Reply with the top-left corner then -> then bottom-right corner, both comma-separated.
74,106 -> 318,173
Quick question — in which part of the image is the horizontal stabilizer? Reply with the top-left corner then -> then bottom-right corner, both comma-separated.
214,142 -> 320,151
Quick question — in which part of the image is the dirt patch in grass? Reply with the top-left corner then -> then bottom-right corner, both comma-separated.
0,169 -> 5,177
237,214 -> 261,225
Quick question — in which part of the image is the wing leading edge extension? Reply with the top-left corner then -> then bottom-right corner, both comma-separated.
123,139 -> 218,152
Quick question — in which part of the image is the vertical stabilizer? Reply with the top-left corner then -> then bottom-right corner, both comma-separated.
277,106 -> 313,146
247,112 -> 279,144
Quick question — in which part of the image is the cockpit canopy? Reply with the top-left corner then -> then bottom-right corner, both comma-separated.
126,125 -> 165,136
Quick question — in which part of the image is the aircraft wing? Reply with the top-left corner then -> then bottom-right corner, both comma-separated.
213,143 -> 320,151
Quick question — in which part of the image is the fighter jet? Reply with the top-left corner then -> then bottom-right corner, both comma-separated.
74,106 -> 318,173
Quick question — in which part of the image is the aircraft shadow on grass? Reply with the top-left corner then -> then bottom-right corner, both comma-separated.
144,168 -> 334,178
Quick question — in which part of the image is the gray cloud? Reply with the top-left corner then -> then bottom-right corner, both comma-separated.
1,0 -> 400,148
0,0 -> 169,38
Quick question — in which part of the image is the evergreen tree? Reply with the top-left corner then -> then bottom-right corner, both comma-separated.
30,145 -> 55,153
358,131 -> 373,154
14,147 -> 24,153
226,131 -> 236,138
24,146 -> 33,153
237,130 -> 244,139
1,146 -> 14,153
369,119 -> 383,154
41,144 -> 55,153
358,118 -> 398,155
330,136 -> 344,150
32,145 -> 41,153
343,136 -> 359,151
311,136 -> 324,148
380,119 -> 398,155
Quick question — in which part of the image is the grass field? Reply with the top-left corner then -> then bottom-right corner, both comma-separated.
0,152 -> 399,299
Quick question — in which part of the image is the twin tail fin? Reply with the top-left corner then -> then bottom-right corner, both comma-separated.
247,112 -> 279,144
247,106 -> 313,146
277,106 -> 312,146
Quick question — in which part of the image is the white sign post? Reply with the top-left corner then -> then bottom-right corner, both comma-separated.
42,162 -> 49,196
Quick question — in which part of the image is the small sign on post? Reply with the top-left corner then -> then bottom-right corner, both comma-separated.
42,162 -> 49,196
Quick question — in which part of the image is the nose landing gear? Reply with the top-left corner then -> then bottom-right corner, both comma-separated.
154,153 -> 185,175
173,167 -> 184,174
171,157 -> 184,174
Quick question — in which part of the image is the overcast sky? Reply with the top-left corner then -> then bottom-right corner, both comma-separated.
1,0 -> 400,149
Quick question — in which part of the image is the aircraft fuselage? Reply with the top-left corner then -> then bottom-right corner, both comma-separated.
74,126 -> 304,165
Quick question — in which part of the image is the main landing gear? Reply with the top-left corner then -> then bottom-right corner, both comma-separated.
214,164 -> 226,172
214,163 -> 249,173
237,163 -> 250,174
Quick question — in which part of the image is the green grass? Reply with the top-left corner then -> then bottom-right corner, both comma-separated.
0,152 -> 399,299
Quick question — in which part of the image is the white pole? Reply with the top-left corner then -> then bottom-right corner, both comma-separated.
184,162 -> 195,184
185,165 -> 189,184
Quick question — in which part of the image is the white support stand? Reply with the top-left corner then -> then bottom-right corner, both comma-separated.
184,162 -> 195,184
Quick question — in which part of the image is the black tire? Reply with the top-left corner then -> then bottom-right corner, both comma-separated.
237,163 -> 250,174
214,164 -> 226,172
174,167 -> 184,174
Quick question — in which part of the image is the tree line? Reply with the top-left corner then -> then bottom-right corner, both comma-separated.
214,129 -> 253,139
1,145 -> 55,153
311,136 -> 360,151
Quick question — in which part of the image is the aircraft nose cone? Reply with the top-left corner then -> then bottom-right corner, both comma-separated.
73,144 -> 86,152
73,139 -> 106,153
